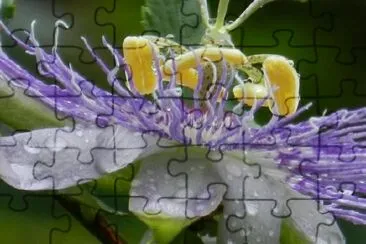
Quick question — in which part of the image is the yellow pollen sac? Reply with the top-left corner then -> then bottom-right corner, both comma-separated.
233,83 -> 269,107
262,55 -> 300,116
122,36 -> 158,95
162,68 -> 198,90
162,47 -> 248,75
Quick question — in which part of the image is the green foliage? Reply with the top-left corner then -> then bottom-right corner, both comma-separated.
141,0 -> 205,45
280,219 -> 312,244
0,83 -> 66,130
1,0 -> 16,20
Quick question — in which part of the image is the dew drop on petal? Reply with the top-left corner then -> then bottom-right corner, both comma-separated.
131,179 -> 141,187
23,145 -> 41,154
245,202 -> 258,216
45,137 -> 67,152
325,232 -> 345,244
268,230 -> 274,237
76,130 -> 83,137
177,179 -> 186,187
225,163 -> 242,177
196,204 -> 205,212
175,188 -> 186,198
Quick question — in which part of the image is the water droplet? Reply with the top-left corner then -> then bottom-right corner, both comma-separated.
186,209 -> 194,217
341,189 -> 353,195
76,130 -> 83,137
316,238 -> 328,244
225,163 -> 242,177
177,179 -> 185,187
253,191 -> 259,197
175,188 -> 186,198
196,204 -> 205,212
45,137 -> 67,152
246,202 -> 258,216
268,230 -> 274,237
23,145 -> 41,154
149,185 -> 157,191
132,180 -> 141,187
324,232 -> 344,244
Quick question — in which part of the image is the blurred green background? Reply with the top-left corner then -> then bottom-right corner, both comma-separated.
0,0 -> 365,243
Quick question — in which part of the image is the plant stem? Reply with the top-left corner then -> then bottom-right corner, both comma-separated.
214,0 -> 230,29
55,194 -> 127,244
226,0 -> 275,31
198,0 -> 210,27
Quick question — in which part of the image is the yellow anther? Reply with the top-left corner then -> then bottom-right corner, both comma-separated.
162,47 -> 248,75
262,55 -> 300,116
162,68 -> 199,90
233,83 -> 269,106
122,36 -> 158,95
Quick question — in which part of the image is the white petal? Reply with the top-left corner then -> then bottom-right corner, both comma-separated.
0,124 -> 164,190
213,156 -> 282,244
286,190 -> 345,244
129,148 -> 226,219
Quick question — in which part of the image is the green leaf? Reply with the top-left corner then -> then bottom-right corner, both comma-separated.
59,185 -> 127,217
0,82 -> 67,130
280,219 -> 312,244
0,0 -> 16,20
0,182 -> 99,244
141,0 -> 205,45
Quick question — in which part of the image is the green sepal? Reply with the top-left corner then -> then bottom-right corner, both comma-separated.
141,0 -> 205,45
280,218 -> 312,244
0,83 -> 67,130
136,213 -> 196,244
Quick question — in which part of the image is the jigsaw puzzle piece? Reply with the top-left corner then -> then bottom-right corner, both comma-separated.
220,176 -> 282,243
1,0 -> 72,49
94,0 -> 145,48
230,0 -> 331,47
0,182 -> 101,243
0,123 -> 158,190
49,0 -> 120,63
85,163 -> 136,214
129,147 -> 226,219
311,0 -> 366,63
299,47 -> 366,112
